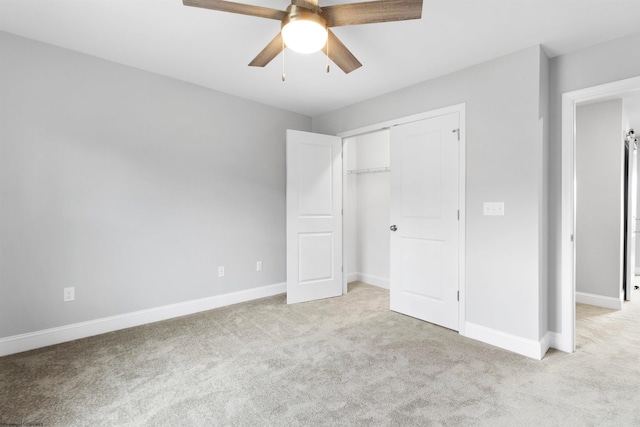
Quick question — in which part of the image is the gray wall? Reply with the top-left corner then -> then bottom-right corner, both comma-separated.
314,46 -> 548,342
575,100 -> 624,298
548,31 -> 640,332
0,32 -> 310,338
6,24 -> 640,346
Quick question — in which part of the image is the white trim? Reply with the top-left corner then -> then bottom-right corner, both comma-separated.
339,103 -> 467,334
560,75 -> 640,355
0,282 -> 286,357
464,322 -> 548,360
337,104 -> 467,138
348,272 -> 390,289
342,138 -> 349,297
457,106 -> 467,336
635,267 -> 640,275
560,92 -> 577,353
575,291 -> 623,310
540,332 -> 551,358
547,332 -> 570,353
347,272 -> 360,284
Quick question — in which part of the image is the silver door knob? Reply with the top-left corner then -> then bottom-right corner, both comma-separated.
390,225 -> 397,232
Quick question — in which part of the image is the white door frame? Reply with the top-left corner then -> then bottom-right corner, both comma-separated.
338,103 -> 467,335
560,75 -> 640,353
625,137 -> 637,301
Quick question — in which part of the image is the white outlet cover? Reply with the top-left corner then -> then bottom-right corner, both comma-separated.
218,266 -> 225,277
63,287 -> 75,302
257,261 -> 263,271
483,202 -> 505,216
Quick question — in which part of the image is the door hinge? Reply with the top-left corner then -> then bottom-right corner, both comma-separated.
457,210 -> 460,220
570,234 -> 574,242
457,291 -> 460,301
341,266 -> 343,272
452,128 -> 460,141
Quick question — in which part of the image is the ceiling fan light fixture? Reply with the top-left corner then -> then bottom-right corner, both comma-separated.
281,6 -> 327,54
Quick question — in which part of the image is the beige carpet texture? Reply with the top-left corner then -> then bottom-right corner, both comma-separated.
1,282 -> 639,426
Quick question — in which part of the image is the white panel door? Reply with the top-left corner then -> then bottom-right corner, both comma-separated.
390,113 -> 460,330
286,129 -> 343,304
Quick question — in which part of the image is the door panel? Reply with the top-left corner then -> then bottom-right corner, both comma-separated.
390,113 -> 460,330
287,130 -> 343,304
298,232 -> 334,283
298,142 -> 334,216
402,132 -> 442,218
401,237 -> 443,299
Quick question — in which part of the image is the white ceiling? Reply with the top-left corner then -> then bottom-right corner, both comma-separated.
1,0 -> 640,116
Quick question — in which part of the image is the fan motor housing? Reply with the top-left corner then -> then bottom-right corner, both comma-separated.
282,5 -> 327,30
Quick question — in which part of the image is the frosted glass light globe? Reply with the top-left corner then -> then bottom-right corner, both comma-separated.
281,9 -> 328,54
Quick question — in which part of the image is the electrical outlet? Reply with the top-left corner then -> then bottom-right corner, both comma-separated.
256,261 -> 263,272
218,266 -> 225,277
63,287 -> 75,302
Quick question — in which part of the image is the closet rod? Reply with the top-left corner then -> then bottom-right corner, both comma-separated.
347,166 -> 390,175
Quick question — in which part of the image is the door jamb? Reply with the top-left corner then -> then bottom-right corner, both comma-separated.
560,76 -> 640,353
337,103 -> 467,335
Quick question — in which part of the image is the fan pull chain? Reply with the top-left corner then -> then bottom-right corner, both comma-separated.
326,28 -> 330,73
282,37 -> 286,82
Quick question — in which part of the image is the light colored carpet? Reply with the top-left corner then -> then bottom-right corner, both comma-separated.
1,282 -> 639,426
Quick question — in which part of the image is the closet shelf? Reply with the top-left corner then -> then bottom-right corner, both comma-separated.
347,166 -> 390,175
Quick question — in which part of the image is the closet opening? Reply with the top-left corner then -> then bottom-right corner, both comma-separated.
343,129 -> 391,294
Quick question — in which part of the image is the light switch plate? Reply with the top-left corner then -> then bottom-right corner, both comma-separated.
484,202 -> 505,216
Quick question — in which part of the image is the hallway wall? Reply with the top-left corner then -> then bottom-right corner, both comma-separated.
575,100 -> 624,301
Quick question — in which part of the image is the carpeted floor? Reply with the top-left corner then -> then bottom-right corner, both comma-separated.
1,281 -> 639,426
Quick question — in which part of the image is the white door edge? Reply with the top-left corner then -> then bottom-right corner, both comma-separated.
342,138 -> 349,296
626,141 -> 635,301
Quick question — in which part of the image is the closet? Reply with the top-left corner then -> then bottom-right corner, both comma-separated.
344,129 -> 391,290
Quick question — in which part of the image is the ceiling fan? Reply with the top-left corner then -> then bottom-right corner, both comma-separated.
182,0 -> 423,74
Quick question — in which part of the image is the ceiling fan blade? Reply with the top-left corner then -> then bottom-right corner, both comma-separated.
322,0 -> 423,27
183,0 -> 286,21
322,30 -> 362,74
249,32 -> 284,67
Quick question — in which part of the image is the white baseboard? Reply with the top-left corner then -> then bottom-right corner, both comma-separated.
575,291 -> 623,310
547,331 -> 572,353
0,282 -> 286,357
348,272 -> 389,289
539,332 -> 551,358
464,322 -> 547,360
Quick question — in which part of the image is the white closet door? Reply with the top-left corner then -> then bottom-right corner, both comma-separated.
286,130 -> 343,304
390,112 -> 460,330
